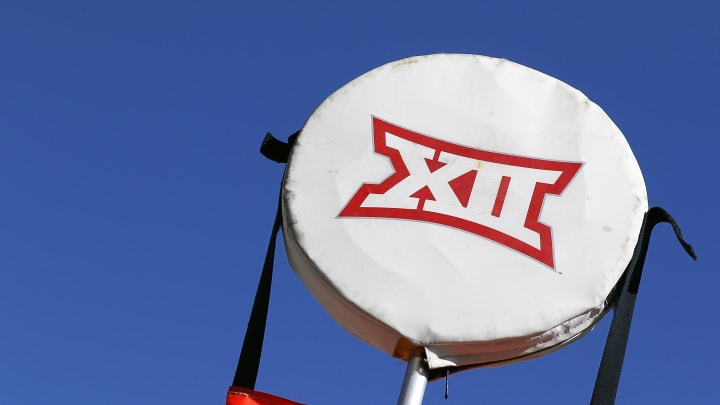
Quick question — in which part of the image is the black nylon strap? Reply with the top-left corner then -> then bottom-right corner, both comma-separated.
260,131 -> 299,163
232,132 -> 297,389
590,206 -> 696,404
232,195 -> 282,389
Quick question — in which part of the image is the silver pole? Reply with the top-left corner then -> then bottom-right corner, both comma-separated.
397,351 -> 428,405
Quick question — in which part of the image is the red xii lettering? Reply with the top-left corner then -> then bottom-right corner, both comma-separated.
339,117 -> 583,269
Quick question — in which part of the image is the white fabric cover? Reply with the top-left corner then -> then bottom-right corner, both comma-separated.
282,54 -> 647,368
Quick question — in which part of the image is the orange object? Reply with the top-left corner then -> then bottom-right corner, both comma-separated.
226,386 -> 306,405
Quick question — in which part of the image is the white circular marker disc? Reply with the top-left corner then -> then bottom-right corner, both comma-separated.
282,54 -> 647,369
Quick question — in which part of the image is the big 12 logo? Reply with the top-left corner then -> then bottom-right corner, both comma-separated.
339,117 -> 583,269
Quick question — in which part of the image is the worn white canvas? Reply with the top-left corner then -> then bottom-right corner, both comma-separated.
282,54 -> 647,368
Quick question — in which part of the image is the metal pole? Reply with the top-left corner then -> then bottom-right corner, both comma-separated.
397,351 -> 428,405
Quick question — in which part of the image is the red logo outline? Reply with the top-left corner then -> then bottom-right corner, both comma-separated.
339,117 -> 582,268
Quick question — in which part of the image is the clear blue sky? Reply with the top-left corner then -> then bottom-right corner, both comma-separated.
1,1 -> 717,404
